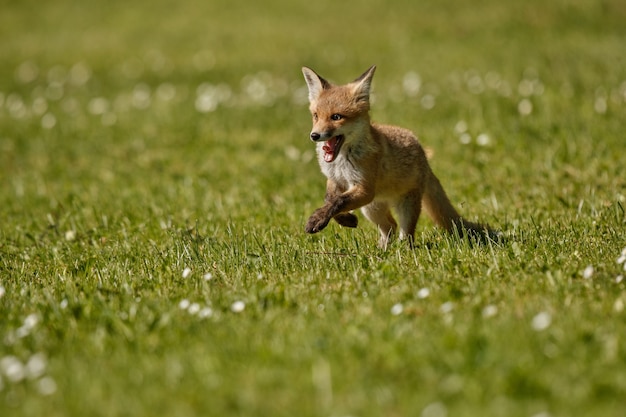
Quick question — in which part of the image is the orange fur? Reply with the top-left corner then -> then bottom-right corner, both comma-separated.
302,66 -> 498,248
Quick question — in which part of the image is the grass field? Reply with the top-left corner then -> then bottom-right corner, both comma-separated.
1,0 -> 626,416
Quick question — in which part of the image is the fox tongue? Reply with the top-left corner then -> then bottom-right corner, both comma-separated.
322,136 -> 338,162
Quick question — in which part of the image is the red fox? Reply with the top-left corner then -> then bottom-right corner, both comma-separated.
301,65 -> 498,248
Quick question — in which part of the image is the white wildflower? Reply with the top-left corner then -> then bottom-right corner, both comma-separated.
420,94 -> 435,110
25,353 -> 47,380
0,356 -> 25,383
518,98 -> 533,116
198,307 -> 213,318
230,301 -> 245,313
532,311 -> 552,331
88,97 -> 109,115
454,120 -> 468,134
583,265 -> 594,279
476,133 -> 491,146
188,303 -> 200,315
482,305 -> 498,318
440,302 -> 454,314
41,113 -> 56,129
37,376 -> 57,396
594,97 -> 607,114
182,267 -> 192,278
390,303 -> 404,316
23,314 -> 39,330
417,288 -> 430,299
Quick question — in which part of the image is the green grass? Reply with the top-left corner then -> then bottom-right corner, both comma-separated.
1,0 -> 626,416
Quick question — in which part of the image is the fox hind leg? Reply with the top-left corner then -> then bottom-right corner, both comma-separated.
361,202 -> 397,248
395,191 -> 423,246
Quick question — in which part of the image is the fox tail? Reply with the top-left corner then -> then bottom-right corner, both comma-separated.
422,170 -> 500,243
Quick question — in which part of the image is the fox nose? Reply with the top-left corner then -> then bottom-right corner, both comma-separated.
310,132 -> 321,141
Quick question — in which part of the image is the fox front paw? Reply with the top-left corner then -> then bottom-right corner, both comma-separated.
334,212 -> 358,228
305,210 -> 331,234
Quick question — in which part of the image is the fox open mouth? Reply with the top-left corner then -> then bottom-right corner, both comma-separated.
322,135 -> 345,163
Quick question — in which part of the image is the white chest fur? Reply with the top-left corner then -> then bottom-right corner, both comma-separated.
317,143 -> 365,188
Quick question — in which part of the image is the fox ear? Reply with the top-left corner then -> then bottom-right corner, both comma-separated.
302,67 -> 331,102
352,65 -> 376,102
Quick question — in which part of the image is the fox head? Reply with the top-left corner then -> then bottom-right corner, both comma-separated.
302,66 -> 376,163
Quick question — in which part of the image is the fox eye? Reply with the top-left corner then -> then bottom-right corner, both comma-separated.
330,114 -> 343,121
313,113 -> 318,121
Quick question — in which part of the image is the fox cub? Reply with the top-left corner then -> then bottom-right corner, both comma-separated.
301,65 -> 498,248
